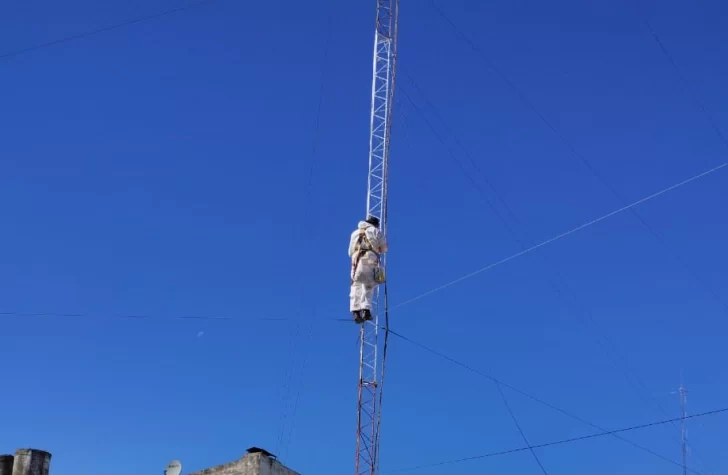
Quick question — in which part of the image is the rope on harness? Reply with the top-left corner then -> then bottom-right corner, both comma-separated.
351,228 -> 380,284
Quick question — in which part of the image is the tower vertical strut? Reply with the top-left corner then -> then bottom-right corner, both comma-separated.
355,1 -> 398,475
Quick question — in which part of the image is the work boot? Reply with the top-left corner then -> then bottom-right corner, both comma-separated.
353,311 -> 363,324
362,309 -> 372,321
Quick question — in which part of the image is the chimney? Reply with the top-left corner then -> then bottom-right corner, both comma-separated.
11,450 -> 51,475
0,455 -> 14,475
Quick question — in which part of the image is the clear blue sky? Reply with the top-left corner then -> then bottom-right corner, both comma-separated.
1,0 -> 727,474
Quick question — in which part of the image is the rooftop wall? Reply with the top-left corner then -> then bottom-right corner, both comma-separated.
9,449 -> 51,475
188,452 -> 300,475
257,453 -> 300,475
0,455 -> 14,475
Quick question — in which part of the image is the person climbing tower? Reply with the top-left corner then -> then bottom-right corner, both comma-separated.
349,216 -> 388,324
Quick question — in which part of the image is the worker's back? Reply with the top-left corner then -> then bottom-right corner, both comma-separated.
349,221 -> 386,258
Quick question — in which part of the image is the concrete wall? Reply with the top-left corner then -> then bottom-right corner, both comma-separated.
188,452 -> 300,475
0,455 -> 14,475
11,450 -> 51,475
256,453 -> 300,475
188,454 -> 259,475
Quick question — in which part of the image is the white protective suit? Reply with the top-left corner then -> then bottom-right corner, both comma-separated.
349,220 -> 388,313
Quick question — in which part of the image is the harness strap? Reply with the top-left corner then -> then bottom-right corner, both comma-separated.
358,229 -> 372,249
351,229 -> 380,283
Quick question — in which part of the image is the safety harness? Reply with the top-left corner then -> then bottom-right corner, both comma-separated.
351,227 -> 385,284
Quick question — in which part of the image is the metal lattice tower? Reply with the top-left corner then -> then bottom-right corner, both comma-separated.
355,1 -> 398,475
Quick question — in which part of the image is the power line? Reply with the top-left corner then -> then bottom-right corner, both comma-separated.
0,311 -> 353,323
386,408 -> 727,473
426,0 -> 728,316
4,304 -> 716,474
400,70 -> 719,473
496,383 -> 550,475
395,105 -> 552,474
634,3 -> 728,152
384,326 -> 702,472
277,4 -> 336,459
400,78 -> 553,474
628,28 -> 728,449
0,310 -> 285,321
408,3 -> 728,466
397,82 -> 525,244
402,15 -> 728,466
0,0 -> 215,61
390,162 -> 726,310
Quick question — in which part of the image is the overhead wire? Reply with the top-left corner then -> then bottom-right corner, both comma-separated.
400,69 -> 715,473
631,6 -> 728,472
496,382 -> 551,475
407,6 -> 728,471
0,310 -> 289,322
0,310 -> 364,324
411,7 -> 728,470
277,6 -> 336,459
385,408 -> 727,473
395,86 -> 716,471
3,302 -> 716,474
0,0 -> 215,61
384,326 -> 702,472
426,0 -> 728,317
397,86 -> 513,234
634,3 -> 728,152
390,161 -> 726,311
398,77 -> 549,474
1,306 -> 711,473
